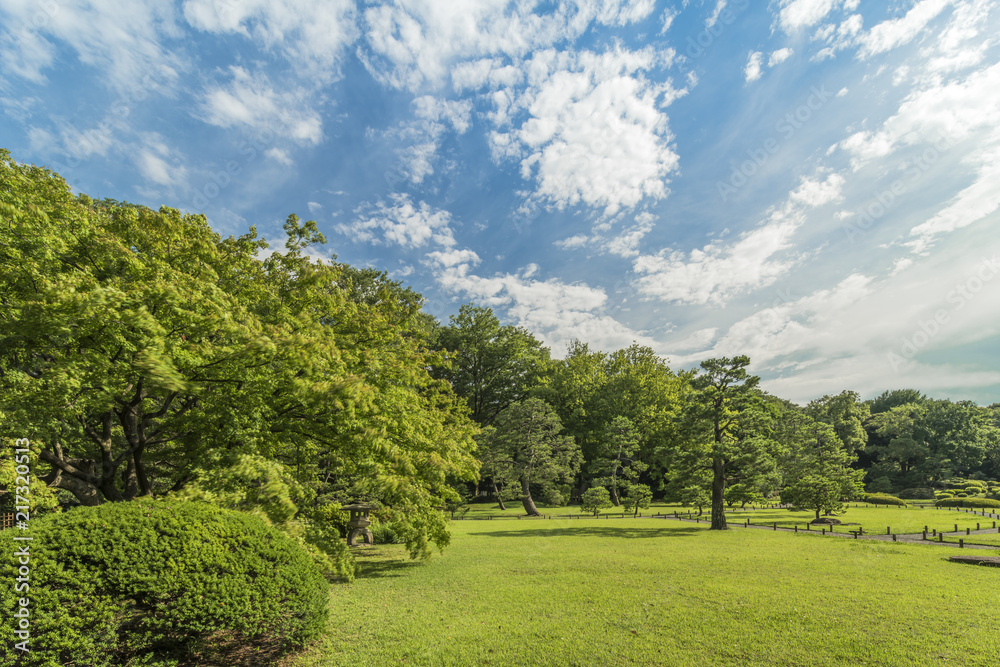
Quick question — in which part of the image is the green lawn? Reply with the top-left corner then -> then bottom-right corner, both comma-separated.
942,530 -> 1000,546
289,516 -> 1000,666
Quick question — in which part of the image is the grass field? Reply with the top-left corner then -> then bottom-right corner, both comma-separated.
289,514 -> 1000,666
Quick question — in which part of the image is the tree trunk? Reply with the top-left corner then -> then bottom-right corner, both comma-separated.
710,456 -> 728,530
520,476 -> 541,516
815,507 -> 821,521
610,483 -> 620,506
492,479 -> 506,510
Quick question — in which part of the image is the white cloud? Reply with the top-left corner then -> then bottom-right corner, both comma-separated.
359,0 -> 658,91
604,213 -> 656,258
379,95 -> 474,184
183,0 -> 356,79
633,205 -> 805,306
556,234 -> 591,249
768,47 -> 794,67
427,249 -> 662,354
706,1 -> 728,28
494,46 -> 682,216
199,66 -> 323,145
337,195 -> 457,248
777,0 -> 838,33
839,62 -> 1000,169
744,51 -> 764,82
426,247 -> 481,267
659,7 -> 678,33
906,145 -> 1000,254
789,172 -> 845,207
0,0 -> 183,91
264,147 -> 294,166
858,0 -> 951,59
135,136 -> 187,188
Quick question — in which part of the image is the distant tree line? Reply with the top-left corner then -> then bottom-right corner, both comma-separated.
428,305 -> 1000,528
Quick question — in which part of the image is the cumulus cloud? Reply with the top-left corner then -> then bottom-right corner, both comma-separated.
768,47 -> 794,66
489,46 -> 682,216
337,194 -> 457,248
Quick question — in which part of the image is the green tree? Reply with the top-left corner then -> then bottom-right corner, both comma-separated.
431,304 -> 550,425
0,150 -> 478,560
580,486 -> 613,516
477,398 -> 581,516
620,482 -> 652,517
806,390 -> 869,453
588,415 -> 646,505
780,417 -> 865,521
665,356 -> 777,530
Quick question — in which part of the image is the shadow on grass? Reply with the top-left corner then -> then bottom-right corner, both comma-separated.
354,558 -> 424,580
467,525 -> 708,540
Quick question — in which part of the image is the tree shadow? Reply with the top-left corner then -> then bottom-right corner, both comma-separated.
467,525 -> 708,540
354,556 -> 424,580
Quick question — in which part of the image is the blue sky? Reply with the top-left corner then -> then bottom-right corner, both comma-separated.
2,0 -> 999,405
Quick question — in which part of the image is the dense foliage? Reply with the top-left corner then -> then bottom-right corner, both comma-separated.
0,148 -> 478,562
0,500 -> 329,666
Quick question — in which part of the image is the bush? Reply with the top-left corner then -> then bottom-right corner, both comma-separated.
964,486 -> 984,495
935,497 -> 1000,509
0,500 -> 330,666
371,522 -> 401,544
863,493 -> 908,507
896,487 -> 935,500
955,492 -> 968,498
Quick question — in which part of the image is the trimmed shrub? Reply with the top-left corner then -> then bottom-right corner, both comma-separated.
0,500 -> 329,666
955,492 -> 968,498
863,493 -> 908,507
964,486 -> 984,495
936,497 -> 1000,509
896,488 -> 935,500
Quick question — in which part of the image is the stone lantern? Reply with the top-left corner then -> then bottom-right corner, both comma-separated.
343,503 -> 374,546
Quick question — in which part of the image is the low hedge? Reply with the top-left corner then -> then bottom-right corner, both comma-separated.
935,497 -> 1000,509
863,493 -> 907,507
0,499 -> 330,666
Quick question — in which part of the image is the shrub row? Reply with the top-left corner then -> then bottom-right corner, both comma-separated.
935,497 -> 1000,509
864,493 -> 908,507
0,500 -> 330,666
